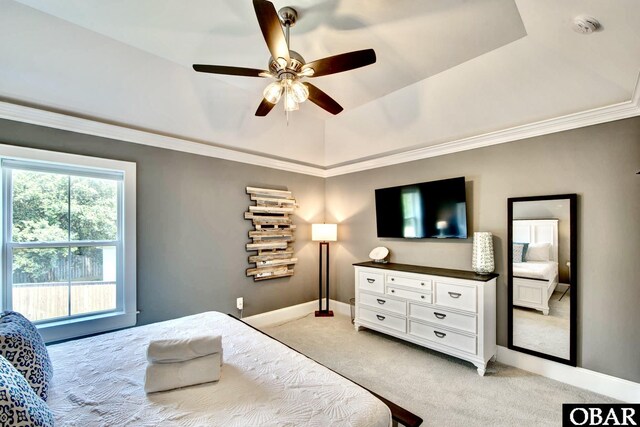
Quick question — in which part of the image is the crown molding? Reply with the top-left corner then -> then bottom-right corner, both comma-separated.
0,101 -> 327,178
1,73 -> 638,179
325,75 -> 640,177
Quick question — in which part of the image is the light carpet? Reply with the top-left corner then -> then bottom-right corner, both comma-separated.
513,290 -> 570,359
263,313 -> 616,427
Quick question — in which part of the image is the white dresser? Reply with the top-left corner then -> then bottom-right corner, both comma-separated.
354,262 -> 498,375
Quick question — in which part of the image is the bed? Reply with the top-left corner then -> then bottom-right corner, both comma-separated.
513,260 -> 558,281
512,219 -> 559,315
45,311 -> 398,427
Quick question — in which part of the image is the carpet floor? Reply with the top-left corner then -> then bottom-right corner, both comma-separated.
514,290 -> 570,359
263,313 -> 616,427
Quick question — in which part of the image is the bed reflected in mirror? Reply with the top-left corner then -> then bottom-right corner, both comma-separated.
508,194 -> 577,366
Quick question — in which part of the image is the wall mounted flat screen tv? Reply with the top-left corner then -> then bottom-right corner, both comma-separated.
375,177 -> 468,239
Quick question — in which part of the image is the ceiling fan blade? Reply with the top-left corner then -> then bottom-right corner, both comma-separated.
193,64 -> 270,78
253,0 -> 290,67
302,49 -> 376,77
255,98 -> 276,116
304,83 -> 344,115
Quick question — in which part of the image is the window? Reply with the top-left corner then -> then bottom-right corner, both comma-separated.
0,145 -> 136,342
401,186 -> 424,238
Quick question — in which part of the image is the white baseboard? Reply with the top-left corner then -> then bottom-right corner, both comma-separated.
242,300 -> 317,328
329,300 -> 352,317
243,299 -> 352,329
496,346 -> 640,402
245,300 -> 639,403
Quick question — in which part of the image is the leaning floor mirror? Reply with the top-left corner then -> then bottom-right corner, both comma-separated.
507,194 -> 577,366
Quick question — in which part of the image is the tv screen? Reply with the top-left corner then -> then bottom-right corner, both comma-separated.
375,177 -> 468,239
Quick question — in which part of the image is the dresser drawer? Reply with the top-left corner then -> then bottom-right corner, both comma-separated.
358,271 -> 384,294
387,286 -> 432,304
359,292 -> 406,316
359,307 -> 406,333
387,274 -> 432,291
435,282 -> 477,312
409,321 -> 477,354
409,304 -> 477,334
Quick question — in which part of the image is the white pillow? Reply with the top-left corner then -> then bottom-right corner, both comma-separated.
525,242 -> 552,261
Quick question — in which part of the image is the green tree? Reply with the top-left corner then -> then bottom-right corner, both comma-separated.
11,170 -> 117,283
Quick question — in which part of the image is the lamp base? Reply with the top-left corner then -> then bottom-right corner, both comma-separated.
315,310 -> 334,317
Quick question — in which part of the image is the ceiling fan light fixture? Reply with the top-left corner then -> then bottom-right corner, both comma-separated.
192,1 -> 376,117
290,80 -> 309,103
283,85 -> 299,111
298,67 -> 314,78
276,57 -> 288,70
284,98 -> 299,111
263,81 -> 283,104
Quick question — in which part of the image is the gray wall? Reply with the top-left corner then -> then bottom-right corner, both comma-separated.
0,119 -> 325,325
325,117 -> 640,383
2,116 -> 638,383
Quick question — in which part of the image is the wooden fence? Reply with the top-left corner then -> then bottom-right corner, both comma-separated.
13,255 -> 104,284
12,281 -> 116,322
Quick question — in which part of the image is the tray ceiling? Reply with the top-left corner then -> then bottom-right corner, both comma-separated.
1,0 -> 639,168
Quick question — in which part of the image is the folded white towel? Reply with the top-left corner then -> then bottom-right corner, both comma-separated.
144,353 -> 221,393
147,335 -> 222,363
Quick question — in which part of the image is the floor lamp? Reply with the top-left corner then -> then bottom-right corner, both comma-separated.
312,224 -> 337,317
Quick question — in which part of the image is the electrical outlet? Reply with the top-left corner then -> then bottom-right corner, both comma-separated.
236,297 -> 244,310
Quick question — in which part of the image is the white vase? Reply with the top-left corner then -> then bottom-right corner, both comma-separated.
472,232 -> 494,274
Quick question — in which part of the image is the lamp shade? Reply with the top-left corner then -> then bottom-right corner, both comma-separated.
312,224 -> 337,242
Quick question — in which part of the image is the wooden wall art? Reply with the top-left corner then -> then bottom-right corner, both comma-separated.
244,187 -> 297,281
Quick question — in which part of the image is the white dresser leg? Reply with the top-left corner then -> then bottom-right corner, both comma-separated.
354,323 -> 362,332
474,362 -> 487,376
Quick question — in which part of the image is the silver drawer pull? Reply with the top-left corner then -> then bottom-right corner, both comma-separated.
433,331 -> 446,338
376,315 -> 386,321
448,292 -> 462,299
434,312 -> 447,319
367,278 -> 375,283
376,299 -> 386,305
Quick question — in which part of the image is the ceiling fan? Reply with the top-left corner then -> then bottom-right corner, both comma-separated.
193,0 -> 376,117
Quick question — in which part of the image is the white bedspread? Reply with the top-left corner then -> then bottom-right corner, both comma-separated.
47,312 -> 391,427
513,261 -> 558,281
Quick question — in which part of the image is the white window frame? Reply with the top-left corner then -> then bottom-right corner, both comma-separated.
0,143 -> 136,342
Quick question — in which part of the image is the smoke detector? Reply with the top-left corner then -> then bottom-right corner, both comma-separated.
572,15 -> 600,34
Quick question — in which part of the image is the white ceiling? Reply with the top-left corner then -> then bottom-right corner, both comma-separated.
1,0 -> 639,168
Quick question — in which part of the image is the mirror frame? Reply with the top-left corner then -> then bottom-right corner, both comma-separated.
507,193 -> 577,366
